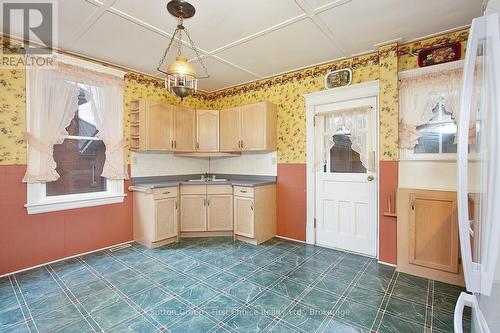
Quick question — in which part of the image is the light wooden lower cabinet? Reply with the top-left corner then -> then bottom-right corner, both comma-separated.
397,188 -> 463,286
133,187 -> 179,248
234,184 -> 276,245
207,195 -> 233,231
180,185 -> 234,235
180,195 -> 207,232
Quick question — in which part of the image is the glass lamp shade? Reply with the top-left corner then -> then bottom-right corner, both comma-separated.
165,55 -> 198,100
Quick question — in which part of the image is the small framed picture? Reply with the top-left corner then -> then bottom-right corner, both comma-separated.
418,42 -> 461,67
324,68 -> 352,89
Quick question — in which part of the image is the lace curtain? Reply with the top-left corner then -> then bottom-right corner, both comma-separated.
23,59 -> 128,183
399,67 -> 468,149
314,106 -> 371,171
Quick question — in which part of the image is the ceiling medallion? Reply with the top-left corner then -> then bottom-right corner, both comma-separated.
157,0 -> 209,101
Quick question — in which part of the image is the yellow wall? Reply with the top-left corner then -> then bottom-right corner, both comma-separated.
0,29 -> 469,165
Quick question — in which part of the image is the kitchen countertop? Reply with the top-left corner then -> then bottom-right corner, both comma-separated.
130,174 -> 276,189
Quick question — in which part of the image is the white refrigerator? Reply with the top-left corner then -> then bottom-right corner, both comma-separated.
455,1 -> 500,332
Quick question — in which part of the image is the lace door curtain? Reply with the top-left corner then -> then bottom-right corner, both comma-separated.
23,60 -> 128,183
314,106 -> 371,172
399,67 -> 478,149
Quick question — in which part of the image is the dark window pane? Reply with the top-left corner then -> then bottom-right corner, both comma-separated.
329,134 -> 366,173
46,139 -> 106,196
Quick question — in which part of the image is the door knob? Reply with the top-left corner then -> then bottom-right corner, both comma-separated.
367,175 -> 375,181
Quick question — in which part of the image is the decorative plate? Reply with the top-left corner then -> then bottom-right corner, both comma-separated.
324,68 -> 352,89
418,42 -> 461,67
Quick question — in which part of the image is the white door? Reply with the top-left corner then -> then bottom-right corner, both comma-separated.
315,97 -> 378,256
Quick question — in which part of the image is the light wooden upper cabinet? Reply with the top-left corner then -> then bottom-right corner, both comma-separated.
173,105 -> 196,152
196,110 -> 219,152
147,101 -> 174,151
219,107 -> 241,152
220,102 -> 277,152
409,191 -> 459,273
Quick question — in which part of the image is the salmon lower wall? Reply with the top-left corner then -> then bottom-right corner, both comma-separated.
0,165 -> 133,276
379,161 -> 398,264
276,162 -> 398,265
276,163 -> 307,241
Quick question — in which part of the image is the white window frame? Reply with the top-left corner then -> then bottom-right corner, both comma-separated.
25,55 -> 126,215
400,101 -> 459,161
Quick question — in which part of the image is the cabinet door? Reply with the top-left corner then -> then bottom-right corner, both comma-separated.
241,102 -> 266,151
219,107 -> 241,152
155,197 -> 178,241
196,110 -> 219,152
207,195 -> 233,231
234,196 -> 254,238
180,195 -> 207,231
173,105 -> 196,152
409,191 -> 459,273
146,101 -> 174,151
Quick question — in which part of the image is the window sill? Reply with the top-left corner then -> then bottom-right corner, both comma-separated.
25,193 -> 126,215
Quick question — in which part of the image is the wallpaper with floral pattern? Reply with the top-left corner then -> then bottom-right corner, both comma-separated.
0,29 -> 469,165
378,43 -> 399,161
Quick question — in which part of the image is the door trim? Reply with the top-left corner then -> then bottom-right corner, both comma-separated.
304,80 -> 380,257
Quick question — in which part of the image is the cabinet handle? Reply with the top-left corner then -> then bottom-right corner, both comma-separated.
171,140 -> 174,149
241,141 -> 244,149
207,198 -> 210,206
203,199 -> 206,206
174,140 -> 177,149
240,190 -> 247,193
196,142 -> 199,149
163,191 -> 170,195
411,203 -> 415,210
175,200 -> 178,210
250,202 -> 254,210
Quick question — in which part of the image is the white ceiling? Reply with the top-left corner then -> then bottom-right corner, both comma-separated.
40,0 -> 485,91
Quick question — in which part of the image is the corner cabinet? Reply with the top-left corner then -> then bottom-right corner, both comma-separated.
220,101 -> 277,152
196,110 -> 219,152
397,188 -> 463,286
180,185 -> 234,236
234,185 -> 276,245
132,187 -> 179,248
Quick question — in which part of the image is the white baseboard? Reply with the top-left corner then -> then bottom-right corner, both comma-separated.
377,260 -> 397,267
275,235 -> 306,243
0,240 -> 134,278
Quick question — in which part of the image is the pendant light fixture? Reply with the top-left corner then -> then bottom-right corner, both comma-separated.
157,0 -> 209,101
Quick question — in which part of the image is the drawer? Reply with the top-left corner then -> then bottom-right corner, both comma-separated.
180,185 -> 206,195
207,185 -> 233,195
153,187 -> 178,200
233,186 -> 254,198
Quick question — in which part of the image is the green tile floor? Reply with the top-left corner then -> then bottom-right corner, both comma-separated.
0,237 -> 471,332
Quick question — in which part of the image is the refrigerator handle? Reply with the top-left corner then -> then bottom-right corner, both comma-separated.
457,14 -> 485,294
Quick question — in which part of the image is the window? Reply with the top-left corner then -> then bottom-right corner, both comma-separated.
25,56 -> 126,215
325,132 -> 367,173
413,102 -> 457,155
46,88 -> 107,196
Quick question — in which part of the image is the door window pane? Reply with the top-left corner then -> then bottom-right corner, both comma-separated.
329,134 -> 367,173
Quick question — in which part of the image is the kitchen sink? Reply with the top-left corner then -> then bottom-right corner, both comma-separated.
186,178 -> 229,182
